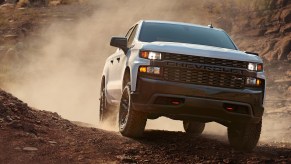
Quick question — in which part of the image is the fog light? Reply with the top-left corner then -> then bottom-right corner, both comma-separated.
139,66 -> 147,73
153,67 -> 160,74
246,77 -> 256,85
139,66 -> 161,75
246,77 -> 262,87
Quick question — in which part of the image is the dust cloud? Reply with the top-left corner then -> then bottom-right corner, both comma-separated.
2,0 -> 290,145
4,0 -> 203,125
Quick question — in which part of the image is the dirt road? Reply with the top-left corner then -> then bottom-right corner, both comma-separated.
0,89 -> 290,163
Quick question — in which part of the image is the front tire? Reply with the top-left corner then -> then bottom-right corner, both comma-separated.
228,120 -> 262,152
183,120 -> 205,136
119,84 -> 147,138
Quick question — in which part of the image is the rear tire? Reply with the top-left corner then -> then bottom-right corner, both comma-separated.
183,120 -> 205,136
228,120 -> 262,152
99,79 -> 115,125
119,84 -> 147,138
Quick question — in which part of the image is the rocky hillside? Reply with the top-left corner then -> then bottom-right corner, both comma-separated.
200,0 -> 291,98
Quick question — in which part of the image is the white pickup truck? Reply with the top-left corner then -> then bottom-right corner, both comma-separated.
100,20 -> 266,151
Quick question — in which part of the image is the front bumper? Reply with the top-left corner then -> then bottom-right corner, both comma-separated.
132,77 -> 264,126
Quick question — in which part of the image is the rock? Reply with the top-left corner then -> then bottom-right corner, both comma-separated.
280,8 -> 291,23
280,23 -> 291,33
48,141 -> 57,144
277,38 -> 291,60
14,147 -> 21,150
49,0 -> 62,6
2,34 -> 18,41
0,3 -> 14,10
265,26 -> 280,35
5,116 -> 13,122
16,0 -> 30,7
23,147 -> 38,151
8,121 -> 23,129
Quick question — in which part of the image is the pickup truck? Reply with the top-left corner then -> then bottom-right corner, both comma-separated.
100,20 -> 265,151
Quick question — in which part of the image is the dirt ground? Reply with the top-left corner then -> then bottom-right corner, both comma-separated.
0,1 -> 290,163
0,89 -> 290,163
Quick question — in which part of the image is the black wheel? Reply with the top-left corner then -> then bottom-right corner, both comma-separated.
119,84 -> 147,138
228,120 -> 262,152
99,79 -> 112,123
183,120 -> 205,136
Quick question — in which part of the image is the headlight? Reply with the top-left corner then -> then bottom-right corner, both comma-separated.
139,66 -> 161,75
140,51 -> 162,60
248,63 -> 263,72
246,77 -> 262,87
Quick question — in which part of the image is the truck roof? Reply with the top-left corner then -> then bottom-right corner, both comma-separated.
140,20 -> 223,31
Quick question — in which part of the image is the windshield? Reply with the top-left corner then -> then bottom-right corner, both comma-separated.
139,22 -> 237,50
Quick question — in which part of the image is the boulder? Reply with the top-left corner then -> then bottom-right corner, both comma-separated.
277,38 -> 291,60
280,8 -> 291,23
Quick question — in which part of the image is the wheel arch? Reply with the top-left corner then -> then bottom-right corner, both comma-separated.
122,67 -> 131,89
101,75 -> 106,87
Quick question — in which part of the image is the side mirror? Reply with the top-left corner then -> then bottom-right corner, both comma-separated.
110,37 -> 128,53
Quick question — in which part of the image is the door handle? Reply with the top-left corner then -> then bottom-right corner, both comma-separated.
116,57 -> 120,63
110,60 -> 114,64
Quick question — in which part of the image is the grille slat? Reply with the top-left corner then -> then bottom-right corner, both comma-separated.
140,53 -> 248,89
163,53 -> 248,69
163,67 -> 245,89
158,53 -> 247,89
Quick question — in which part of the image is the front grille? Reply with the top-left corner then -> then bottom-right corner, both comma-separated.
163,53 -> 248,69
163,67 -> 245,89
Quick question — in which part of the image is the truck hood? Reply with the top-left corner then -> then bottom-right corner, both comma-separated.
139,42 -> 263,63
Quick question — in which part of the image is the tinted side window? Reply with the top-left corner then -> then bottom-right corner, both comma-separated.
128,25 -> 138,46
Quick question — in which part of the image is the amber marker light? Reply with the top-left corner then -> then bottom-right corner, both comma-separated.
256,79 -> 262,86
140,51 -> 149,59
257,64 -> 263,72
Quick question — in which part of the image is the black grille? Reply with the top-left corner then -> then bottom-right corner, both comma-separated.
163,67 -> 245,89
163,53 -> 248,69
